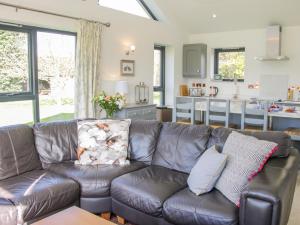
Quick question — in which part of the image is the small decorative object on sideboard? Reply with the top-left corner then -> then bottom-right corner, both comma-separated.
135,82 -> 149,104
121,60 -> 135,76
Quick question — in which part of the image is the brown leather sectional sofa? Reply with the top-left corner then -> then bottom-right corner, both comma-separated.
0,120 -> 298,225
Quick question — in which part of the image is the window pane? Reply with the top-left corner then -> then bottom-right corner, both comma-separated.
218,51 -> 245,80
0,101 -> 34,126
153,91 -> 162,105
153,49 -> 161,87
0,29 -> 30,93
98,0 -> 151,19
37,32 -> 76,122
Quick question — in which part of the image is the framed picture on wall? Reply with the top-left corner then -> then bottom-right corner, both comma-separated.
121,60 -> 135,76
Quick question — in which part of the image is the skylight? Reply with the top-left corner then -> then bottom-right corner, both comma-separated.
98,0 -> 154,20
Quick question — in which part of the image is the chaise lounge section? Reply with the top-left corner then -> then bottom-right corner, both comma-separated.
0,120 -> 298,225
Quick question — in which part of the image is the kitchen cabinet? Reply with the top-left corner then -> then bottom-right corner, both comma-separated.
183,43 -> 207,78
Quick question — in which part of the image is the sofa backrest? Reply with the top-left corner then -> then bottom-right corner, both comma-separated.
152,123 -> 212,173
0,125 -> 41,180
208,127 -> 291,158
33,120 -> 78,164
128,120 -> 162,164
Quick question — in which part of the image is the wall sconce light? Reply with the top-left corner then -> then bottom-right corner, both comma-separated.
126,45 -> 136,56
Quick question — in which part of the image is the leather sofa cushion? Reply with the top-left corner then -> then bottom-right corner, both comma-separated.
0,125 -> 41,180
152,123 -> 212,173
111,165 -> 188,217
45,161 -> 146,198
0,170 -> 79,224
208,127 -> 291,158
33,120 -> 78,164
163,188 -> 238,225
128,120 -> 162,164
0,198 -> 17,225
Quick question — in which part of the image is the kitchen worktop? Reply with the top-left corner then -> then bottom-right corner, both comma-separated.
175,96 -> 300,119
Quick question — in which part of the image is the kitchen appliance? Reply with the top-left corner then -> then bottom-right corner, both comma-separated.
189,83 -> 206,97
255,25 -> 289,61
209,86 -> 219,97
179,85 -> 189,96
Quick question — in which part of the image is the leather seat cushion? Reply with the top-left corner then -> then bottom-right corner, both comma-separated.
45,161 -> 146,198
163,188 -> 238,225
152,123 -> 212,173
0,198 -> 17,225
0,170 -> 79,224
111,166 -> 188,217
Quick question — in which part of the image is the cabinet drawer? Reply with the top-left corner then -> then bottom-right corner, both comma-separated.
143,107 -> 157,120
127,109 -> 143,119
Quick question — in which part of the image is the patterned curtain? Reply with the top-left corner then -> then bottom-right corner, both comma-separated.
75,20 -> 103,119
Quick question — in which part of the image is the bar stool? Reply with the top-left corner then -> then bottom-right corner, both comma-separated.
241,100 -> 268,131
205,99 -> 232,128
173,97 -> 195,124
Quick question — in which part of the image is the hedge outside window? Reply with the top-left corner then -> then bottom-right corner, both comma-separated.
214,48 -> 245,82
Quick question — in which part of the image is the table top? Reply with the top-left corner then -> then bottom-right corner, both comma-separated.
32,207 -> 116,225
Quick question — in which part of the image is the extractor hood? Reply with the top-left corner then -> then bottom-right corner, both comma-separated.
255,25 -> 289,61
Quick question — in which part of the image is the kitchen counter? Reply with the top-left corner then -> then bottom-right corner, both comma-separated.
174,96 -> 300,132
175,96 -> 300,119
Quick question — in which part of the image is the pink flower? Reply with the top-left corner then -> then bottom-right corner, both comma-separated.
105,96 -> 111,101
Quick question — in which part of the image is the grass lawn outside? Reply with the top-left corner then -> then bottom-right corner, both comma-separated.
26,113 -> 74,125
0,100 -> 74,126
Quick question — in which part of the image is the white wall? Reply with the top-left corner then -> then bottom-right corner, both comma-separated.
185,26 -> 300,99
0,0 -> 187,106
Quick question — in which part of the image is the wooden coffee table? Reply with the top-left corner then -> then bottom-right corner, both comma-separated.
32,206 -> 116,225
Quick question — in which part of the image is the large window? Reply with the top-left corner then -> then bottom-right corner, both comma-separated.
0,24 -> 76,126
0,29 -> 31,94
153,45 -> 165,106
98,0 -> 157,20
37,31 -> 76,122
214,48 -> 245,81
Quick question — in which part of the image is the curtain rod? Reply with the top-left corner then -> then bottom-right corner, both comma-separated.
0,1 -> 111,27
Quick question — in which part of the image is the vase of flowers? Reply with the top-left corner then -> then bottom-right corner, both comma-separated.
93,92 -> 125,118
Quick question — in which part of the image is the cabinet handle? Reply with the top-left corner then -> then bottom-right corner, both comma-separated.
197,69 -> 200,73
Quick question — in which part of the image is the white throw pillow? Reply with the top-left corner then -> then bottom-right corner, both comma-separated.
215,131 -> 278,206
188,145 -> 227,195
75,119 -> 131,165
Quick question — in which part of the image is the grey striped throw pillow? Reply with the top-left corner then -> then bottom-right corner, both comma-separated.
215,131 -> 278,206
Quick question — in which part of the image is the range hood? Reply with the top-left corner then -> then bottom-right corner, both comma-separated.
255,25 -> 289,61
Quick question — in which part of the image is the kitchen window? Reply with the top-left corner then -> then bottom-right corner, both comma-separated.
153,45 -> 165,106
214,48 -> 245,81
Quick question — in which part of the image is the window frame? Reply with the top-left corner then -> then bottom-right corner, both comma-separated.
153,45 -> 165,106
214,47 -> 245,82
0,22 -> 77,123
137,0 -> 158,21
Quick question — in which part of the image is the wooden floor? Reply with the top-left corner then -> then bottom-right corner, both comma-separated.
108,174 -> 300,225
288,174 -> 300,225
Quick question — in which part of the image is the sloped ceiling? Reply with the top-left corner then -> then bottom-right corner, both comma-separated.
150,0 -> 300,34
1,0 -> 300,35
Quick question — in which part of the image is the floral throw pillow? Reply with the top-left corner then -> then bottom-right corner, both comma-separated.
75,119 -> 131,165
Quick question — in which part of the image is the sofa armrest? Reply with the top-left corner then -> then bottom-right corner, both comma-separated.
0,198 -> 17,225
239,147 -> 299,225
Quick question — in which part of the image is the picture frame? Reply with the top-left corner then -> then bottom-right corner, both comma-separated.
121,60 -> 135,76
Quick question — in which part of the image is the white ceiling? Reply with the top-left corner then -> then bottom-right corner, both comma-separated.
151,0 -> 300,34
